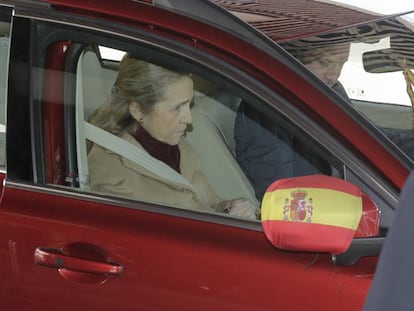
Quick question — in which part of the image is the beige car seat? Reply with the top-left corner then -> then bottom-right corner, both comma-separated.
75,48 -> 117,189
186,94 -> 257,203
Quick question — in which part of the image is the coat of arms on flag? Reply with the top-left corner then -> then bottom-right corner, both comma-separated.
284,189 -> 313,222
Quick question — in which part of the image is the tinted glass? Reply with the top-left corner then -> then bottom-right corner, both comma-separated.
281,12 -> 414,163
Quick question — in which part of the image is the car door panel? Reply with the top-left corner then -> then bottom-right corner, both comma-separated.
0,182 -> 376,310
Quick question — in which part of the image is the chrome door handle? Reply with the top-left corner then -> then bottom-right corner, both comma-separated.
34,247 -> 123,276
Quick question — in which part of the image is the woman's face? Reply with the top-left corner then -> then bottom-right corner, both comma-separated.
130,76 -> 194,145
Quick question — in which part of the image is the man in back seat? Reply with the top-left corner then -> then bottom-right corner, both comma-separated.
234,102 -> 330,201
234,40 -> 350,201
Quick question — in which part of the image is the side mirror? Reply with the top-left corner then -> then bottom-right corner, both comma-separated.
261,175 -> 380,255
363,47 -> 414,73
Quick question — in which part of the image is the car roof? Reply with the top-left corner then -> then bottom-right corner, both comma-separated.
211,0 -> 383,42
38,0 -> 413,51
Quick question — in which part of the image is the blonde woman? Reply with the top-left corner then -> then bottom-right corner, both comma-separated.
88,54 -> 257,219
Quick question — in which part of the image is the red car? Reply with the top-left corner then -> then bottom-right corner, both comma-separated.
1,0 -> 413,310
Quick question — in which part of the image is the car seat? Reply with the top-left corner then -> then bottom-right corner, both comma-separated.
75,47 -> 117,189
187,94 -> 257,203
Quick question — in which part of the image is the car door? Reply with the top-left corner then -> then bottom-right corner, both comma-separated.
0,2 -> 401,310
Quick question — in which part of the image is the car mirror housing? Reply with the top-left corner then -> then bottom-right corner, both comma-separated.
363,47 -> 414,74
261,175 -> 380,255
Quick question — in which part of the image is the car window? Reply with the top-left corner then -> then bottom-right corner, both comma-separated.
281,13 -> 414,164
32,39 -> 262,221
67,42 -> 343,218
0,14 -> 11,169
74,45 -> 263,212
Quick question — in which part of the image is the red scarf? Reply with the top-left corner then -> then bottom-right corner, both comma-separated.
133,127 -> 181,173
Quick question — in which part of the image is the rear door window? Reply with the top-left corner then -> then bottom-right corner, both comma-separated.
281,13 -> 414,163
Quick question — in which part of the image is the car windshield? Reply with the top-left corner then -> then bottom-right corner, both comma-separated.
280,12 -> 414,164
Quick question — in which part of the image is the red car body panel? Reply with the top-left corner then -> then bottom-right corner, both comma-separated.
43,41 -> 72,185
0,184 -> 375,310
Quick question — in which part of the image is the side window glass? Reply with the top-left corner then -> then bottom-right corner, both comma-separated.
229,96 -> 343,201
0,14 -> 11,168
281,13 -> 414,163
78,48 -> 342,207
70,44 -> 261,220
39,36 -> 343,222
101,46 -> 344,196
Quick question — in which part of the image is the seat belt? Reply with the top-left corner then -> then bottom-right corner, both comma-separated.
84,122 -> 210,208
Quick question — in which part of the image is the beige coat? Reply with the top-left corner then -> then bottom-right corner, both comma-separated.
88,133 -> 225,213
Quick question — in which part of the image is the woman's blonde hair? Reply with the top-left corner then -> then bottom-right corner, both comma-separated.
89,53 -> 189,135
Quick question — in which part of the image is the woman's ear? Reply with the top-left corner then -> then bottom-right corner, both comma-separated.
129,102 -> 144,123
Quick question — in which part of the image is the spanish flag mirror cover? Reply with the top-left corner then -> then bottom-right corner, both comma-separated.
261,174 -> 380,255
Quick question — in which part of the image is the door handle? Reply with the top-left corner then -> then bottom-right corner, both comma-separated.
34,247 -> 123,276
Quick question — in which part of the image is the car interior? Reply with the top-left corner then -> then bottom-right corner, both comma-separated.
35,33 -> 365,217
38,39 -> 360,220
74,45 -> 258,205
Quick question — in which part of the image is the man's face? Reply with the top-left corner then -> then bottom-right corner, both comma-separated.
304,45 -> 350,87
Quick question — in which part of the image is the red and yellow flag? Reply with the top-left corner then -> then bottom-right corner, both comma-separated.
261,175 -> 363,255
